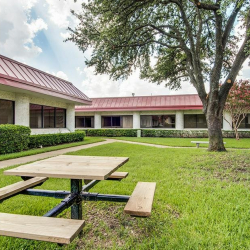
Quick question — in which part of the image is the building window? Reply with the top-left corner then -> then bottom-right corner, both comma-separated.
75,116 -> 94,128
56,108 -> 66,128
30,104 -> 66,128
0,99 -> 14,125
140,115 -> 175,128
44,106 -> 55,128
238,114 -> 250,129
184,114 -> 207,128
102,116 -> 121,128
30,104 -> 42,128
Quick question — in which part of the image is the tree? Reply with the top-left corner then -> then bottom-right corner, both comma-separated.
224,80 -> 250,140
68,0 -> 250,151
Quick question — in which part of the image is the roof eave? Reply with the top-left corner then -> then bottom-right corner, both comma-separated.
75,106 -> 203,112
0,77 -> 92,105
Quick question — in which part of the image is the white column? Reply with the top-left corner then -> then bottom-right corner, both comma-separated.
175,111 -> 184,130
15,94 -> 30,127
66,104 -> 75,132
133,112 -> 140,129
94,113 -> 101,129
223,111 -> 232,130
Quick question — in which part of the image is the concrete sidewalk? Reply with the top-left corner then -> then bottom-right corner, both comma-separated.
0,140 -> 113,169
0,138 -> 196,170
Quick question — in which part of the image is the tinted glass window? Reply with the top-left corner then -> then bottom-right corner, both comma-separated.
184,114 -> 207,128
43,106 -> 55,128
56,108 -> 66,128
75,116 -> 94,128
0,99 -> 14,124
30,104 -> 42,128
239,114 -> 250,129
141,115 -> 175,128
102,116 -> 121,127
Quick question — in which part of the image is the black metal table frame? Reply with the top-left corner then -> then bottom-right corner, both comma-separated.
19,179 -> 130,220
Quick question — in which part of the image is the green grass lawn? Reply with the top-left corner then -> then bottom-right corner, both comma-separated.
0,142 -> 250,249
0,137 -> 104,161
114,137 -> 250,148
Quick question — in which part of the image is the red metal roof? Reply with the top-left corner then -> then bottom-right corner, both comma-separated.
0,54 -> 91,105
75,94 -> 203,112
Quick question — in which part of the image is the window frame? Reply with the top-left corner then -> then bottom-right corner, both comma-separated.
30,104 -> 66,129
0,98 -> 15,125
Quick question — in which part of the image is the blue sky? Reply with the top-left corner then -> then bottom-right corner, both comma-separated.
0,0 -> 249,98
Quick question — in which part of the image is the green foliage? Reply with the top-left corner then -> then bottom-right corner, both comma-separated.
28,132 -> 85,149
141,129 -> 208,138
82,129 -> 137,137
224,80 -> 250,139
0,125 -> 31,154
0,143 -> 250,248
0,137 -> 104,162
68,1 -> 248,88
68,0 -> 250,151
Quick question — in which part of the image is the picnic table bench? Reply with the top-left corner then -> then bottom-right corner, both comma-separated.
191,141 -> 226,148
0,155 -> 156,244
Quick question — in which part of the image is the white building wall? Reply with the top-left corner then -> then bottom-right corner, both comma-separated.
175,111 -> 184,130
66,104 -> 75,132
223,111 -> 232,130
94,113 -> 101,129
0,90 -> 15,101
0,89 -> 77,134
133,112 -> 140,129
15,94 -> 30,127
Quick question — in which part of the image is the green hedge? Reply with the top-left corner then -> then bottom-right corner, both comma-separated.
141,129 -> 209,138
142,129 -> 250,138
29,131 -> 85,149
82,129 -> 137,137
0,124 -> 31,154
79,128 -> 250,138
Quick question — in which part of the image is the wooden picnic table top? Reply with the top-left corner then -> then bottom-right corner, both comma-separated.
4,155 -> 129,180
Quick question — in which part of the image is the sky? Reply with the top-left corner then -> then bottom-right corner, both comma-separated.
0,0 -> 249,98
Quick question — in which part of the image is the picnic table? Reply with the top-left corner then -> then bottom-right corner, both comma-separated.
0,155 -> 156,244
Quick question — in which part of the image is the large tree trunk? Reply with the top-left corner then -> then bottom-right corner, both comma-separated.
206,107 -> 226,151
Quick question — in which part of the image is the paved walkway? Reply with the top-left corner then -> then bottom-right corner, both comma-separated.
0,138 -> 200,170
0,140 -> 113,169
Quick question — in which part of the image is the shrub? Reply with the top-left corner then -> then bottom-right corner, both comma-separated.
0,124 -> 31,154
141,129 -> 209,138
29,131 -> 85,149
82,129 -> 137,137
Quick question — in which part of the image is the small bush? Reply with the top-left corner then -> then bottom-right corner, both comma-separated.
141,129 -> 209,138
0,124 -> 31,154
29,131 -> 85,149
82,129 -> 137,137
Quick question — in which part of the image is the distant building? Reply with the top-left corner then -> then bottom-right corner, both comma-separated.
0,54 -> 91,134
75,95 -> 250,131
1,55 -> 249,134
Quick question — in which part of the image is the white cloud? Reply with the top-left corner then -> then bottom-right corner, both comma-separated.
60,32 -> 71,39
0,0 -> 47,60
46,0 -> 83,28
55,71 -> 69,81
29,18 -> 48,34
81,67 -> 197,98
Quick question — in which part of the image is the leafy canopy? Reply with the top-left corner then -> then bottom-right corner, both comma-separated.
68,0 -> 250,105
224,80 -> 250,139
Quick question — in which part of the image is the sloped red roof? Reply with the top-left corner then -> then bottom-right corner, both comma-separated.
0,54 -> 91,105
76,94 -> 203,112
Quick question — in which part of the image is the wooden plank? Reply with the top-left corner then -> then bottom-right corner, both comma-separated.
0,177 -> 48,200
124,182 -> 156,217
0,213 -> 84,244
108,172 -> 128,179
4,155 -> 129,180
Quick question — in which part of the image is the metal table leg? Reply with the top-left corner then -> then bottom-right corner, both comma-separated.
71,179 -> 82,220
